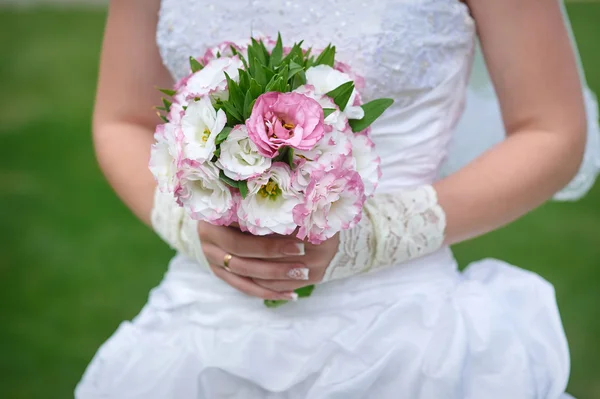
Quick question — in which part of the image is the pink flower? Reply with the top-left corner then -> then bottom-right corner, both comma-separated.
293,155 -> 366,244
247,92 -> 325,158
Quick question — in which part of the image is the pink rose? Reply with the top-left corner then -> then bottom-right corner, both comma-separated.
247,92 -> 325,158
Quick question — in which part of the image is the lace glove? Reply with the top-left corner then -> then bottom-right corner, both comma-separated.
322,185 -> 446,282
151,188 -> 206,265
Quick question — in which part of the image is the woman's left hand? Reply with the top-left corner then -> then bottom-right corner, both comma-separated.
252,234 -> 340,292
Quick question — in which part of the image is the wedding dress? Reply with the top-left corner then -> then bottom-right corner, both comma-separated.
75,0 -> 599,398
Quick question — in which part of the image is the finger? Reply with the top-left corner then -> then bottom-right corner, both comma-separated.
203,244 -> 310,281
210,264 -> 298,301
198,223 -> 305,259
252,279 -> 310,293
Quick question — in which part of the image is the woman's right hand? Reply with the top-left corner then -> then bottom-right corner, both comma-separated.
197,222 -> 310,301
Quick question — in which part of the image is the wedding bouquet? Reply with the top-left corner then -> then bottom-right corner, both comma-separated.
149,34 -> 392,303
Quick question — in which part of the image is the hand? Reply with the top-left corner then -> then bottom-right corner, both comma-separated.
197,222 -> 309,300
251,234 -> 340,293
197,221 -> 339,300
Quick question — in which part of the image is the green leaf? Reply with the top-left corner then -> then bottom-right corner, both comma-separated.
158,87 -> 177,97
273,146 -> 289,163
238,69 -> 250,93
219,170 -> 240,188
154,106 -> 168,112
303,47 -> 313,67
326,81 -> 354,111
224,72 -> 245,116
288,61 -> 304,80
295,284 -> 315,298
281,40 -> 304,65
314,45 -> 336,67
221,101 -> 244,125
323,108 -> 336,119
212,148 -> 220,160
244,90 -> 255,120
269,32 -> 284,69
264,299 -> 288,308
251,38 -> 268,66
265,76 -> 285,93
238,180 -> 248,199
349,98 -> 395,133
252,57 -> 268,87
285,147 -> 295,169
249,78 -> 263,99
215,126 -> 232,146
162,98 -> 172,112
290,72 -> 306,90
158,114 -> 168,123
189,56 -> 203,73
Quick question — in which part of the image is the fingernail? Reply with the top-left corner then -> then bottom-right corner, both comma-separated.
287,268 -> 310,280
287,292 -> 299,302
282,242 -> 305,256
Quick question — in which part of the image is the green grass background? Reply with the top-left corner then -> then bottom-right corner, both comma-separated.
0,4 -> 598,398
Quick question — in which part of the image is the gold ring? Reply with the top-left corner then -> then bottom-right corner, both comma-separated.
222,253 -> 233,272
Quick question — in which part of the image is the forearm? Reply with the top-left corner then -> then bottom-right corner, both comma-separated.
436,127 -> 585,245
93,121 -> 157,226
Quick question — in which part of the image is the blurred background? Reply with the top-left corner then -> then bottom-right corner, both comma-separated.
0,0 -> 598,397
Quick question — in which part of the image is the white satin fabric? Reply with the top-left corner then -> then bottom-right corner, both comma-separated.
76,1 -> 581,397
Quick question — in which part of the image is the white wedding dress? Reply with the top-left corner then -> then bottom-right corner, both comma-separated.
76,1 -> 600,398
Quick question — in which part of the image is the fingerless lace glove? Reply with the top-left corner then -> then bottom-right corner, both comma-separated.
323,185 -> 446,282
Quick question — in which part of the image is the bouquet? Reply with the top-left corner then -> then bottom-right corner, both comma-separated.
149,34 -> 393,304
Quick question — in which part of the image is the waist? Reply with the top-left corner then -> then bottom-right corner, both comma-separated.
142,247 -> 460,323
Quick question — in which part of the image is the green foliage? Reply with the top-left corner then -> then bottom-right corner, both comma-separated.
189,56 -> 203,73
218,170 -> 249,199
326,81 -> 355,111
349,98 -> 394,132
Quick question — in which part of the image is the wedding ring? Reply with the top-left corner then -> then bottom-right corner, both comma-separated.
222,253 -> 233,272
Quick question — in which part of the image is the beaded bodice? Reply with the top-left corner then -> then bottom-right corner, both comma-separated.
157,0 -> 476,191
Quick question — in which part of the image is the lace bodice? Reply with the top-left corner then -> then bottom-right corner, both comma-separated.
157,0 -> 476,191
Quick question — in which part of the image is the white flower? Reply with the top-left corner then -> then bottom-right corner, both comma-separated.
237,163 -> 302,236
295,127 -> 352,164
294,84 -> 348,131
305,65 -> 365,120
349,131 -> 381,197
149,123 -> 181,193
181,96 -> 227,163
216,125 -> 271,181
183,56 -> 243,101
175,161 -> 237,225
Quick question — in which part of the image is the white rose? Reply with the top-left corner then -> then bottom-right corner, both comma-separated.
176,161 -> 237,225
305,65 -> 365,120
216,125 -> 271,181
184,56 -> 244,101
149,123 -> 181,193
237,163 -> 302,236
349,132 -> 381,197
181,96 -> 227,163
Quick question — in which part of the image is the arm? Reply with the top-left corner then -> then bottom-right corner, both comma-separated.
94,0 -> 172,226
439,0 -> 586,244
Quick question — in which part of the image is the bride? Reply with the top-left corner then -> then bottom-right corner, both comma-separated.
76,0 -> 599,398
